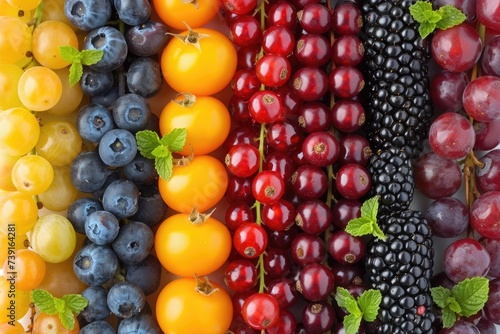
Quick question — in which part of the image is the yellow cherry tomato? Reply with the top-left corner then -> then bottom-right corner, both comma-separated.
153,0 -> 221,30
156,276 -> 233,334
158,155 -> 228,213
155,209 -> 231,277
159,93 -> 231,156
161,28 -> 237,95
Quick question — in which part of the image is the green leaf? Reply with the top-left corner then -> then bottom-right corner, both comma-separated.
335,287 -> 361,316
156,155 -> 173,181
136,130 -> 162,159
441,307 -> 457,328
59,45 -> 80,63
68,62 -> 83,87
343,313 -> 362,334
409,1 -> 434,22
436,5 -> 466,29
452,277 -> 489,317
62,294 -> 88,313
58,307 -> 75,330
53,298 -> 66,313
419,21 -> 437,39
431,286 -> 452,309
360,195 -> 379,222
162,128 -> 187,152
358,289 -> 382,322
447,297 -> 461,314
80,49 -> 104,66
152,145 -> 171,158
345,217 -> 375,236
424,10 -> 442,23
31,289 -> 58,315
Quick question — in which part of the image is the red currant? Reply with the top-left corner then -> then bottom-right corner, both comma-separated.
241,292 -> 280,330
252,170 -> 285,205
233,223 -> 269,258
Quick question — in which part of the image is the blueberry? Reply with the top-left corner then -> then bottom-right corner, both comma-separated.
126,57 -> 163,98
73,243 -> 118,286
98,129 -> 137,167
122,155 -> 158,185
83,26 -> 128,72
71,151 -> 111,193
80,286 -> 111,322
76,103 -> 115,143
64,0 -> 111,31
117,314 -> 162,334
80,67 -> 114,96
129,185 -> 168,227
111,221 -> 154,265
67,197 -> 104,234
125,20 -> 170,57
91,171 -> 120,201
85,210 -> 120,245
102,179 -> 139,219
107,281 -> 145,318
114,0 -> 151,26
80,320 -> 116,334
123,254 -> 162,295
112,94 -> 151,132
90,84 -> 120,109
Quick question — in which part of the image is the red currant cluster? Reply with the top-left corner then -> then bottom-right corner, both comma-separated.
221,0 -> 374,332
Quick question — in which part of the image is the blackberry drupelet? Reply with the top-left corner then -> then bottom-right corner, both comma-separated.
366,210 -> 435,333
368,145 -> 414,213
361,0 -> 433,158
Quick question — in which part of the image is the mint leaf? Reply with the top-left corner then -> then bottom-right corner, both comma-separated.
152,145 -> 171,158
345,217 -> 375,235
441,307 -> 456,328
161,128 -> 187,152
419,21 -> 437,39
59,45 -> 80,63
436,5 -> 466,29
409,1 -> 434,22
58,307 -> 75,330
54,298 -> 65,313
344,313 -> 362,334
68,62 -> 83,87
80,49 -> 104,65
452,277 -> 489,317
358,289 -> 382,322
335,287 -> 361,316
31,289 -> 58,315
156,155 -> 173,181
410,0 -> 467,38
447,297 -> 461,314
431,286 -> 452,309
136,130 -> 162,159
62,294 -> 88,313
345,196 -> 386,240
361,195 -> 379,222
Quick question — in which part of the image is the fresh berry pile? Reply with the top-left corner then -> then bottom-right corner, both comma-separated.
1,0 -> 500,333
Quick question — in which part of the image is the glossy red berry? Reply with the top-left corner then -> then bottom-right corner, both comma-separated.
255,53 -> 292,87
252,170 -> 285,205
230,15 -> 262,46
262,26 -> 296,56
335,163 -> 371,199
261,199 -> 296,231
292,66 -> 329,101
302,131 -> 340,167
232,69 -> 261,100
225,143 -> 260,177
249,90 -> 284,123
225,259 -> 258,292
241,292 -> 280,330
328,230 -> 366,264
296,263 -> 335,301
233,223 -> 269,258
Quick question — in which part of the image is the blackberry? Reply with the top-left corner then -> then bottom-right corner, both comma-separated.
366,210 -> 435,333
368,145 -> 414,213
361,0 -> 433,158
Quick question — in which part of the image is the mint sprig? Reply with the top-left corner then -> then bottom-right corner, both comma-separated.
409,1 -> 466,38
431,277 -> 489,328
345,196 -> 386,240
335,287 -> 382,334
135,128 -> 187,181
59,46 -> 104,86
31,289 -> 88,330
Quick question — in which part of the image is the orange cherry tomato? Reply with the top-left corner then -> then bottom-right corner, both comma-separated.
158,155 -> 228,213
0,321 -> 26,333
2,249 -> 46,291
159,93 -> 231,156
152,0 -> 221,30
161,27 -> 237,95
32,313 -> 79,334
155,209 -> 231,277
156,276 -> 233,334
